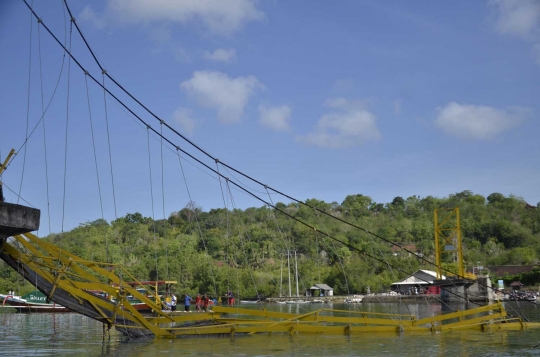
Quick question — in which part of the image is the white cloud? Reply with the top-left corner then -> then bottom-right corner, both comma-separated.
80,0 -> 264,35
79,5 -> 106,29
434,102 -> 528,140
181,70 -> 263,123
489,0 -> 540,65
258,105 -> 291,131
173,107 -> 196,135
490,0 -> 540,39
296,98 -> 380,148
203,48 -> 237,62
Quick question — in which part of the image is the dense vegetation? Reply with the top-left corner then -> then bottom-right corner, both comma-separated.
1,191 -> 539,297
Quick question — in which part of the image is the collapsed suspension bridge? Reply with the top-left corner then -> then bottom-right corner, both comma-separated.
1,227 -> 539,338
1,0 -> 540,339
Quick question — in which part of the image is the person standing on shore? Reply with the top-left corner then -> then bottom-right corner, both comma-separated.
184,293 -> 192,312
202,294 -> 210,312
171,293 -> 177,311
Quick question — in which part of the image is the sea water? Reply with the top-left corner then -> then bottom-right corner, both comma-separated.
1,302 -> 540,356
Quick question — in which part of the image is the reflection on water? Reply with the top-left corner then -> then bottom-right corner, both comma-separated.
1,302 -> 539,356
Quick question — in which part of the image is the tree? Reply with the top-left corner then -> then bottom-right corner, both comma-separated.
487,193 -> 505,205
341,194 -> 373,218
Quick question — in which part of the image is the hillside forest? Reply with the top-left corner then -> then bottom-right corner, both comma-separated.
1,191 -> 539,298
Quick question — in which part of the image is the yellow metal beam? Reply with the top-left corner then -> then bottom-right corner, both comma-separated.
0,148 -> 16,176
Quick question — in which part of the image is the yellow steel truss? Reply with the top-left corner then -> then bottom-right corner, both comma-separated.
1,232 -> 539,339
434,208 -> 465,279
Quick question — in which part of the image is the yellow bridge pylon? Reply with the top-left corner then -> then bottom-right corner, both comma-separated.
434,208 -> 472,280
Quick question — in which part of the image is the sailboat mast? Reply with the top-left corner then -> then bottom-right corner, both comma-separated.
287,250 -> 292,297
294,250 -> 299,297
280,255 -> 283,297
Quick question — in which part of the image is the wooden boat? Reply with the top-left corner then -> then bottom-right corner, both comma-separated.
84,281 -> 179,314
345,297 -> 363,303
286,300 -> 309,304
1,290 -> 71,313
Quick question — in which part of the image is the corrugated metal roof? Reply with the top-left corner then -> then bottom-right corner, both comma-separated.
309,284 -> 333,290
391,270 -> 446,286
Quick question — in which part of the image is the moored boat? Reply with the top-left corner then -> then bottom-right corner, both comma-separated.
285,300 -> 309,304
1,290 -> 71,313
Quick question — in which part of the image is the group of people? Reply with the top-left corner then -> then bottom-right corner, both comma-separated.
164,290 -> 235,312
185,293 -> 213,312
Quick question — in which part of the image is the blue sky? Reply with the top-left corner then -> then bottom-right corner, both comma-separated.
1,0 -> 539,234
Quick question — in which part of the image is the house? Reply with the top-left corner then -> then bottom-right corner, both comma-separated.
391,270 -> 445,294
307,284 -> 333,297
391,244 -> 417,257
510,281 -> 524,291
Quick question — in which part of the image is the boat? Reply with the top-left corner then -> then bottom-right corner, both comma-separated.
285,300 -> 309,304
503,292 -> 538,302
84,280 -> 178,313
1,290 -> 71,313
124,280 -> 178,313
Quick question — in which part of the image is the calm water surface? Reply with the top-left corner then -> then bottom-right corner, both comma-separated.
1,302 -> 540,356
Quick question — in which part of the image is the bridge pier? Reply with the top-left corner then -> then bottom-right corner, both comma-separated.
0,202 -> 40,240
434,276 -> 494,303
465,275 -> 495,302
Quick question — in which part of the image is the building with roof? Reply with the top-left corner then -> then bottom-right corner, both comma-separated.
307,284 -> 334,297
391,270 -> 445,294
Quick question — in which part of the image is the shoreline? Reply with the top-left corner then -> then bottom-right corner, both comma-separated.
264,294 -> 442,304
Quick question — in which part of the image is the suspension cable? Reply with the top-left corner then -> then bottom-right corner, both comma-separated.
175,148 -> 218,297
215,162 -> 231,278
102,72 -> 117,220
225,180 -> 261,301
147,127 -> 159,282
84,71 -> 108,263
18,0 -> 34,204
37,18 -> 51,235
160,121 -> 169,281
60,16 -> 73,233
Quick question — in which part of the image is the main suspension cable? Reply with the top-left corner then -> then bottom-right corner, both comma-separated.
25,1 -> 497,306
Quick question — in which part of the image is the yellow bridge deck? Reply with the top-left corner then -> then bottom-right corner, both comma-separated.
1,232 -> 538,339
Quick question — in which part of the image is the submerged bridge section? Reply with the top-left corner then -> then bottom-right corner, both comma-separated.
1,202 -> 540,339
